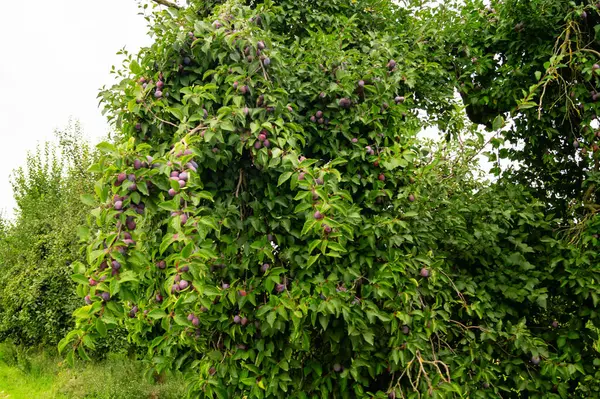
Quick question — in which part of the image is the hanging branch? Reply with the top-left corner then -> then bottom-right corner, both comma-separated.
150,0 -> 182,10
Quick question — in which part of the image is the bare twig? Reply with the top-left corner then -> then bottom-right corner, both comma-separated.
235,169 -> 244,198
150,0 -> 182,9
144,105 -> 179,128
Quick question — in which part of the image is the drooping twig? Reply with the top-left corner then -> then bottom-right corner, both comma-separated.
150,0 -> 182,9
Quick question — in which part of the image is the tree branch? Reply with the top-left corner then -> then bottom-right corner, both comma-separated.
150,0 -> 182,10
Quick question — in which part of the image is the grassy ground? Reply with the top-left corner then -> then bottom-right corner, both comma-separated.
0,343 -> 187,399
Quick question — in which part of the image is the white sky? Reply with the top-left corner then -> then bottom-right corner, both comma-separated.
0,0 -> 152,217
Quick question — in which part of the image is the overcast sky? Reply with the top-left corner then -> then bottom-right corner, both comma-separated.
0,0 -> 152,217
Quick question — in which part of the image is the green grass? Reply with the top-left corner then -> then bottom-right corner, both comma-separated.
0,343 -> 187,399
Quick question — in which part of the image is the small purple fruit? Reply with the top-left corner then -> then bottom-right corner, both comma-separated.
387,59 -> 397,69
179,171 -> 188,181
168,188 -> 177,197
378,174 -> 385,181
155,294 -> 163,302
257,41 -> 266,50
114,201 -> 123,210
84,295 -> 92,305
192,317 -> 199,326
531,356 -> 541,365
222,283 -> 230,289
298,172 -> 305,180
112,260 -> 121,270
395,96 -> 405,104
258,133 -> 267,142
241,317 -> 248,326
135,123 -> 142,131
351,138 -> 358,143
100,292 -> 110,302
276,283 -> 285,293
89,278 -> 98,286
338,98 -> 351,108
315,177 -> 324,185
408,194 -> 415,202
358,80 -> 365,88
233,315 -> 241,324
551,320 -> 559,328
178,180 -> 186,188
263,140 -> 271,148
314,211 -> 324,220
154,90 -> 163,99
263,57 -> 271,66
323,224 -> 332,234
254,141 -> 262,149
188,313 -> 194,321
316,110 -> 323,118
156,80 -> 164,90
157,260 -> 166,269
333,363 -> 342,372
402,325 -> 410,335
261,263 -> 270,273
420,268 -> 429,277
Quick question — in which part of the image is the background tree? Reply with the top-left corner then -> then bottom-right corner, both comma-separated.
0,122 -> 95,347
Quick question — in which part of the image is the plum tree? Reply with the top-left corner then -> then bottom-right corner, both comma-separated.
61,0 -> 600,397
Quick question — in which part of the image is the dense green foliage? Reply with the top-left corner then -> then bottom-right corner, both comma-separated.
0,0 -> 595,398
433,0 -> 600,216
0,124 -> 93,347
55,0 -> 600,398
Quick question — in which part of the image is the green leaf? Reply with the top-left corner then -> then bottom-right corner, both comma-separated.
80,194 -> 97,207
96,318 -> 107,337
71,274 -> 89,285
278,172 -> 293,186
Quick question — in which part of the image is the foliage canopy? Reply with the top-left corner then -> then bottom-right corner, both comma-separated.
59,0 -> 600,398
